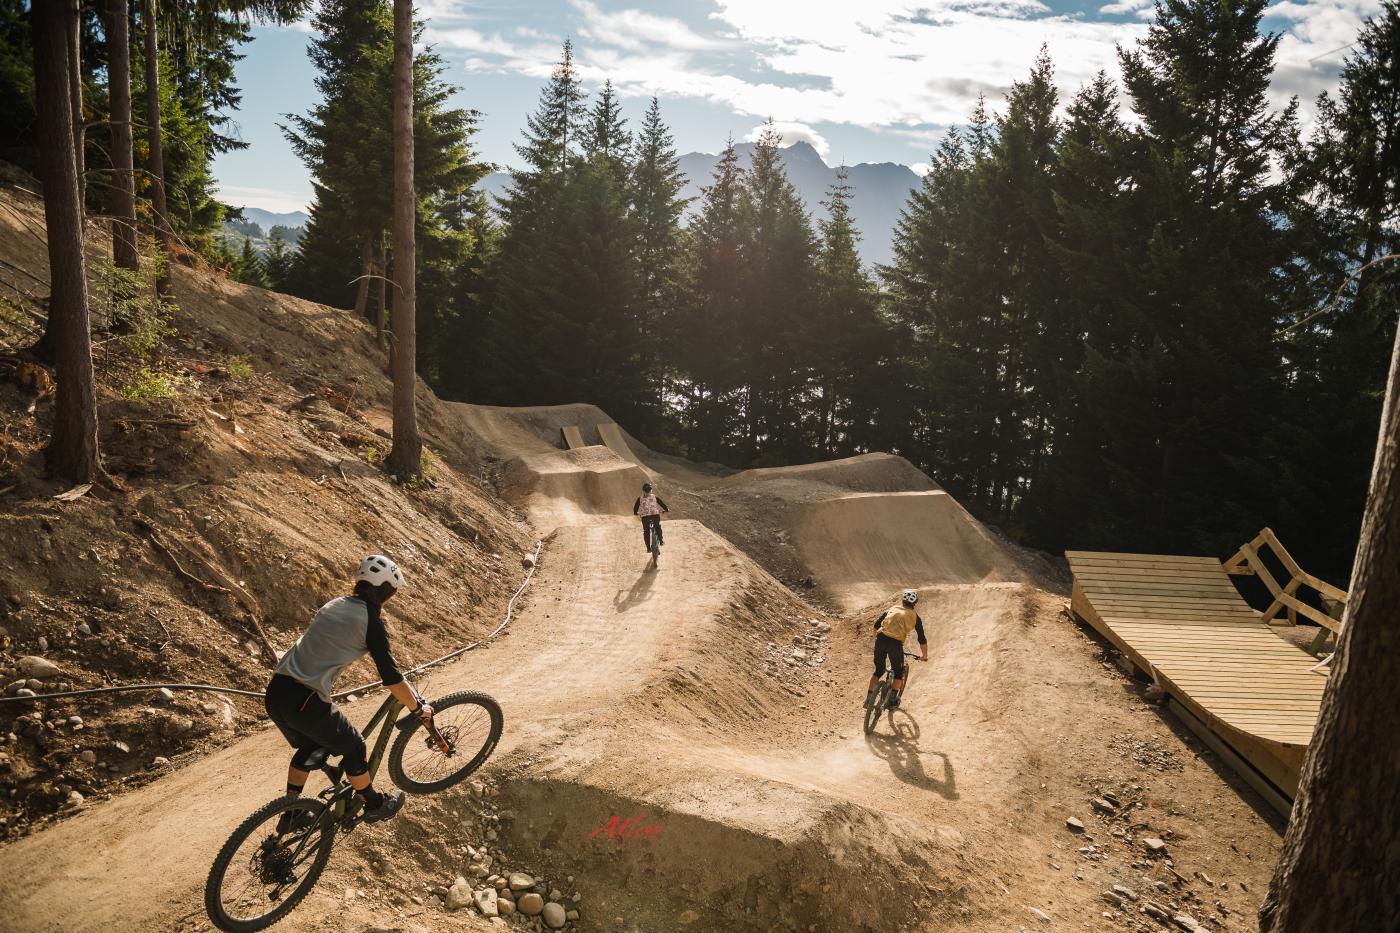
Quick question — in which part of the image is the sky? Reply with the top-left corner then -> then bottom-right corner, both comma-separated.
212,0 -> 1382,215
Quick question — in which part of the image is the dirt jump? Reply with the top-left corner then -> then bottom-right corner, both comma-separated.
0,397 -> 1290,932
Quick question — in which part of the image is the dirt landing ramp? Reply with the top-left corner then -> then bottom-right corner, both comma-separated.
791,491 -> 1025,612
501,446 -> 648,530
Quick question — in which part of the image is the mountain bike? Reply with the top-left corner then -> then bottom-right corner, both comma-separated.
863,651 -> 922,735
649,523 -> 662,569
205,688 -> 502,932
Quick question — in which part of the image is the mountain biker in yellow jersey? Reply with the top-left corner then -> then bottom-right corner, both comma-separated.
866,589 -> 929,710
632,482 -> 670,553
264,555 -> 432,830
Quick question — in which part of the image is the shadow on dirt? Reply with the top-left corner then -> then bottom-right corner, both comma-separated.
615,566 -> 658,612
865,711 -> 959,799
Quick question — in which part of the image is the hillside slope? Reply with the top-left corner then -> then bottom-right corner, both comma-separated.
0,184 -> 532,833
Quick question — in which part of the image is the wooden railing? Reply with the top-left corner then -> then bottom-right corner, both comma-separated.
1223,528 -> 1348,654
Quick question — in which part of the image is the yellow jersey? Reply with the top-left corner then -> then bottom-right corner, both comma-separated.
876,605 -> 922,643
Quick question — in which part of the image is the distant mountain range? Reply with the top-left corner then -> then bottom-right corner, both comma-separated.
238,207 -> 311,233
230,144 -> 921,267
477,141 -> 921,269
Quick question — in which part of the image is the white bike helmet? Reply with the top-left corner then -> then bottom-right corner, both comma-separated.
902,589 -> 919,607
356,555 -> 404,591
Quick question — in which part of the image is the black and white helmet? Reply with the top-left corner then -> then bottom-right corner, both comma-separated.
902,589 -> 919,607
356,555 -> 403,591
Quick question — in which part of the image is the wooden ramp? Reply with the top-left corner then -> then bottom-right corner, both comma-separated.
596,422 -> 647,469
1066,548 -> 1333,810
560,425 -> 586,450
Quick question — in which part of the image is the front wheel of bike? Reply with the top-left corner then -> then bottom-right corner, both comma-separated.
388,690 -> 503,794
205,795 -> 337,932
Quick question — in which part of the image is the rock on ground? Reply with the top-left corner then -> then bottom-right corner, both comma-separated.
542,901 -> 566,929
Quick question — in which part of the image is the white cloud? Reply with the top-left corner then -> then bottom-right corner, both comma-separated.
416,0 -> 1368,155
568,0 -> 730,51
909,162 -> 933,176
1099,0 -> 1153,15
744,120 -> 830,157
216,184 -> 312,214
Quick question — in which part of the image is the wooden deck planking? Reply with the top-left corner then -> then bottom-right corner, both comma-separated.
1067,551 -> 1328,801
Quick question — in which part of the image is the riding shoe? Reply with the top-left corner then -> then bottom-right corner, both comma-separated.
362,790 -> 406,823
886,695 -> 901,710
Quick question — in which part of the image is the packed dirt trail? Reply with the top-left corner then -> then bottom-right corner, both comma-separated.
0,389 -> 1289,933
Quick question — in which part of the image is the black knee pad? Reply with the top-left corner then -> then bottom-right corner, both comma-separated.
291,747 -> 327,771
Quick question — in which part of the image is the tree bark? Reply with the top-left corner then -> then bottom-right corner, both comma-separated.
141,0 -> 171,296
1259,320 -> 1400,931
384,0 -> 420,479
353,235 -> 371,320
375,232 -> 387,351
32,0 -> 101,484
67,0 -> 84,209
106,0 -> 139,271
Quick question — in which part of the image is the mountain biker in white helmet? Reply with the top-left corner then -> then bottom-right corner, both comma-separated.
632,482 -> 670,553
866,589 -> 929,711
263,555 -> 432,830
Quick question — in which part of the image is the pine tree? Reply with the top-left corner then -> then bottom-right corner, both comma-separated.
630,96 -> 688,419
1021,72 -> 1140,548
1281,0 -> 1400,581
262,227 -> 294,290
675,138 -> 745,460
487,42 -> 586,405
808,167 -> 880,458
282,0 -> 394,317
1104,0 -> 1298,553
737,121 -> 815,464
235,235 -> 267,287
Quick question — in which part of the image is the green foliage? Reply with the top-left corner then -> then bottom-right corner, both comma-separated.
121,366 -> 188,399
221,354 -> 254,380
262,228 -> 295,291
91,242 -> 178,360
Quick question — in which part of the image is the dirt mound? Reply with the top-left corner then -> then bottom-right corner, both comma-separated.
494,774 -> 983,933
791,491 -> 1026,611
716,452 -> 939,496
500,446 -> 649,530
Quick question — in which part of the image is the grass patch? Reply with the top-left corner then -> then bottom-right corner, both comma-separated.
120,367 -> 188,400
220,354 -> 254,380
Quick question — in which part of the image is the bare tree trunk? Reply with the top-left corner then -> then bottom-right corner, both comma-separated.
106,0 -> 139,271
141,0 -> 171,296
375,232 -> 387,351
385,0 -> 420,479
67,0 -> 84,209
1259,322 -> 1400,931
32,0 -> 101,484
353,235 -> 371,320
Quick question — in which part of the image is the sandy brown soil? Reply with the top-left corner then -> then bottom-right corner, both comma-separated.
0,183 -> 1287,933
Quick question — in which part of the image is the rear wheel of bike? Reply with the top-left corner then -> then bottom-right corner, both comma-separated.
205,795 -> 336,932
388,690 -> 503,794
864,679 -> 890,734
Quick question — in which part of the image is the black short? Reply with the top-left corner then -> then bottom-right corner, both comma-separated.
873,634 -> 907,679
265,674 -> 369,775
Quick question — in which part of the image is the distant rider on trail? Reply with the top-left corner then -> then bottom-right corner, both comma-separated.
632,482 -> 670,553
263,555 -> 433,829
867,589 -> 929,710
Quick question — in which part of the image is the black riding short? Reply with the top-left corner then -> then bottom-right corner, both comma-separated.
873,633 -> 907,679
265,673 -> 369,775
